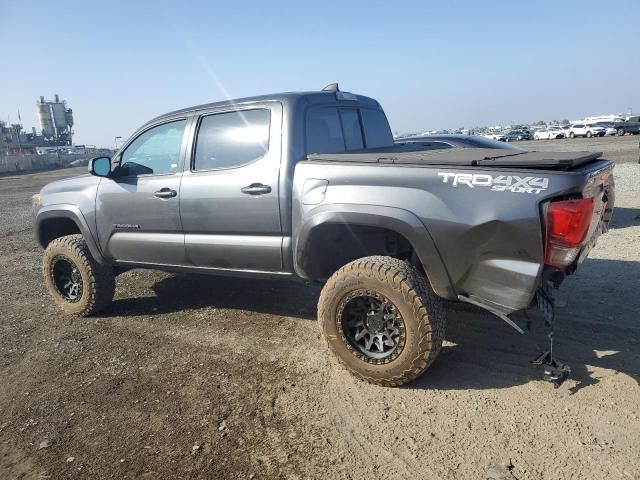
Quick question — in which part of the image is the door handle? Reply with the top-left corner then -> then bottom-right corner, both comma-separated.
241,183 -> 271,195
154,188 -> 177,199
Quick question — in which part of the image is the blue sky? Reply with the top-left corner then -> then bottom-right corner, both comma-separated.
1,0 -> 638,146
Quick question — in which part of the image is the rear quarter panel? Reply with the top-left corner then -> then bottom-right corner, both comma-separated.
293,161 -> 611,313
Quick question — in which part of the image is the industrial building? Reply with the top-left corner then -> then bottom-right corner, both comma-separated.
0,94 -> 74,155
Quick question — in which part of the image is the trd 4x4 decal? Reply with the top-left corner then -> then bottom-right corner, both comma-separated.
437,172 -> 549,194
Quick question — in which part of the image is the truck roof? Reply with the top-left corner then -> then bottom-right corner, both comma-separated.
148,90 -> 381,125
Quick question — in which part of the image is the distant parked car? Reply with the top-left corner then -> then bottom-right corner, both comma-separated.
396,134 -> 525,151
483,132 -> 506,141
612,116 -> 640,136
569,123 -> 606,138
503,129 -> 530,141
533,126 -> 566,140
594,122 -> 617,136
560,125 -> 572,138
65,158 -> 90,168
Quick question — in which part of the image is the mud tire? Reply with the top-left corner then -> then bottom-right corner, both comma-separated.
318,256 -> 445,387
43,234 -> 115,316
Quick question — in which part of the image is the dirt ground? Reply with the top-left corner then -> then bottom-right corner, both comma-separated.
1,136 -> 639,480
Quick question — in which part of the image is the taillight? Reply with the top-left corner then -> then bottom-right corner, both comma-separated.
544,198 -> 595,267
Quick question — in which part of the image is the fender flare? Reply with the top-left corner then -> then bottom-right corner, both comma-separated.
294,203 -> 455,299
35,204 -> 105,263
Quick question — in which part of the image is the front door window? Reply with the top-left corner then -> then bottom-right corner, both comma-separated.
119,120 -> 187,176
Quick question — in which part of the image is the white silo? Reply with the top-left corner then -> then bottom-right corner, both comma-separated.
37,96 -> 55,139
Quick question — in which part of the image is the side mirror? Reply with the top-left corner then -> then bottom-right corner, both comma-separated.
89,156 -> 112,177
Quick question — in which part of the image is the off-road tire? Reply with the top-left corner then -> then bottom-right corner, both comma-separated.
318,256 -> 445,387
43,234 -> 115,316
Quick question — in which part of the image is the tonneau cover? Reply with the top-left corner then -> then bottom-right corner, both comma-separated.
306,145 -> 603,170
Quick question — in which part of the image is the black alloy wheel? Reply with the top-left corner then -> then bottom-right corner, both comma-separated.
337,290 -> 406,364
51,255 -> 83,302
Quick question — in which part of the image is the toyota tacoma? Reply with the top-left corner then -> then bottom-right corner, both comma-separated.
33,85 -> 615,387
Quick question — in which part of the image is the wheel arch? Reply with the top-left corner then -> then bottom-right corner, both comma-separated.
35,205 -> 105,263
294,204 -> 455,299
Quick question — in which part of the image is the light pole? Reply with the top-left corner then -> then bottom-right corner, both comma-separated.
114,136 -> 122,150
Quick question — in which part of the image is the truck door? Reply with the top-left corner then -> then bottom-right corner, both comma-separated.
179,103 -> 284,272
95,118 -> 190,265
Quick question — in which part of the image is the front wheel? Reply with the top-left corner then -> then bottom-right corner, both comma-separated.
318,256 -> 445,387
617,128 -> 625,136
586,131 -> 592,138
43,235 -> 115,316
569,132 -> 575,138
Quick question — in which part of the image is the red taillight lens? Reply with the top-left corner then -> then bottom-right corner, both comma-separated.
545,198 -> 595,267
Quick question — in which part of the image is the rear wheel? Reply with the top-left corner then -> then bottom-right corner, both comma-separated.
318,256 -> 445,387
43,235 -> 115,316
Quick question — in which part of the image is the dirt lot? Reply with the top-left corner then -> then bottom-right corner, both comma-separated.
1,136 -> 639,479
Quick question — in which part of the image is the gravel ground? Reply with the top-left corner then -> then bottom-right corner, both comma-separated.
0,137 -> 639,479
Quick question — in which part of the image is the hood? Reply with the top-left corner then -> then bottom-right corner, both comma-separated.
40,174 -> 101,196
39,174 -> 102,209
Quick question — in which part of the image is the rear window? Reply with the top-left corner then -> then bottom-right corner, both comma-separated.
360,109 -> 394,148
306,107 -> 345,154
339,109 -> 364,150
306,106 -> 393,154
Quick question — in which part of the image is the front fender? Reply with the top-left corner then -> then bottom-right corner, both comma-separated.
294,203 -> 455,299
35,204 -> 105,263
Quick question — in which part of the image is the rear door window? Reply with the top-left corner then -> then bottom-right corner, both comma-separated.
194,109 -> 270,170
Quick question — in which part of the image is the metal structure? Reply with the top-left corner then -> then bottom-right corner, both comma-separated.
37,94 -> 73,145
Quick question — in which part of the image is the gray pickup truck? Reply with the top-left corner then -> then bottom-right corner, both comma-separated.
33,85 -> 615,387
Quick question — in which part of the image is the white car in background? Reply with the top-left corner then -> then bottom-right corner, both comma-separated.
484,132 -> 505,141
569,123 -> 606,138
594,122 -> 617,136
533,126 -> 566,140
560,125 -> 572,138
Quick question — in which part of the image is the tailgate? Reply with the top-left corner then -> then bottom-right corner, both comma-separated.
576,163 -> 615,266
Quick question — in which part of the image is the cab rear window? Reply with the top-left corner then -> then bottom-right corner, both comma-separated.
360,108 -> 394,148
306,106 -> 393,154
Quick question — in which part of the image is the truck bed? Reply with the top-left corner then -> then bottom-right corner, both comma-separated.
306,145 -> 603,170
295,146 -> 614,314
